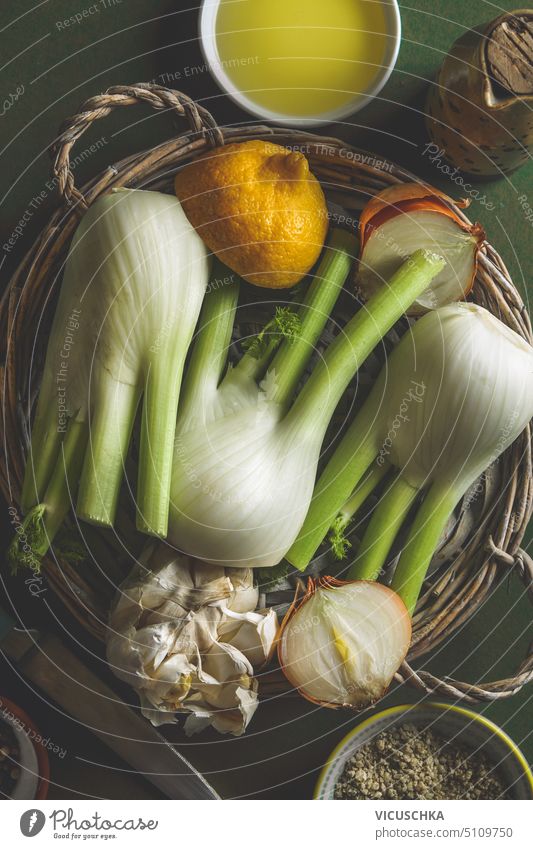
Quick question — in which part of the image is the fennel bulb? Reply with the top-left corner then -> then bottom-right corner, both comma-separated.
289,303 -> 533,612
368,303 -> 533,491
107,543 -> 277,736
279,303 -> 532,710
166,231 -> 445,569
15,188 -> 209,568
171,367 -> 319,568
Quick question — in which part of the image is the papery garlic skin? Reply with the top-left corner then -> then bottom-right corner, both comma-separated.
279,579 -> 411,708
107,544 -> 277,736
378,303 -> 533,492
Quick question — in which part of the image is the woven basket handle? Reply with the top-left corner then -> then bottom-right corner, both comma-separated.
397,546 -> 533,702
50,83 -> 224,207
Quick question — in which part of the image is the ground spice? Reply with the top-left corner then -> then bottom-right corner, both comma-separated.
0,720 -> 21,798
334,723 -> 509,800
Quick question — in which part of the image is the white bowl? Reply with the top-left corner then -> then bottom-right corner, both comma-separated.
315,702 -> 533,800
199,0 -> 401,127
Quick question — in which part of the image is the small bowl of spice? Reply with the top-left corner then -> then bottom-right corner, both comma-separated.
0,698 -> 49,799
315,702 -> 533,800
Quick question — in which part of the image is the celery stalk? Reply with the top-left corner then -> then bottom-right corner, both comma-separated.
178,262 -> 240,423
391,482 -> 459,615
77,378 -> 141,527
347,474 -> 418,582
286,250 -> 446,570
136,346 -> 188,537
8,417 -> 88,572
20,385 -> 63,514
270,229 -> 357,408
328,462 -> 389,560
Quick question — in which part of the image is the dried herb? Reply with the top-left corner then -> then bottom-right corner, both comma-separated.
334,723 -> 509,800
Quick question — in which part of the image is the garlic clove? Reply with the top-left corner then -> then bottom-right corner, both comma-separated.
107,543 -> 277,736
217,608 -> 278,667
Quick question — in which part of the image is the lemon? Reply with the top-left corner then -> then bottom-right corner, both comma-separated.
174,140 -> 328,288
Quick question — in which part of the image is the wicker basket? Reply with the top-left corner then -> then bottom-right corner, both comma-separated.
1,84 -> 532,706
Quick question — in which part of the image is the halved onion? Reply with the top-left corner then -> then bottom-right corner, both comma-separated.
357,184 -> 485,315
278,577 -> 411,709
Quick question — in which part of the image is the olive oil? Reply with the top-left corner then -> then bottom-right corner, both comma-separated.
214,0 -> 388,118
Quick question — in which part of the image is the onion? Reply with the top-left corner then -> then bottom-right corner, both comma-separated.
356,184 -> 485,315
278,577 -> 411,709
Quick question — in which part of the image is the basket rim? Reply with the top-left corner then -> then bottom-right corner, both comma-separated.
0,83 -> 531,708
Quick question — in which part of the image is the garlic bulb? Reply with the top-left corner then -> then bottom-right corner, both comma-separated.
279,578 -> 411,708
107,544 -> 277,736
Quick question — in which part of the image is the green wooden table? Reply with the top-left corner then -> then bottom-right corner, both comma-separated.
1,0 -> 531,799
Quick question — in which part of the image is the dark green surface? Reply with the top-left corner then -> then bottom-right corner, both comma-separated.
0,0 -> 531,799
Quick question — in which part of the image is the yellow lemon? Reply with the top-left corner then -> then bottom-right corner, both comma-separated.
174,140 -> 328,288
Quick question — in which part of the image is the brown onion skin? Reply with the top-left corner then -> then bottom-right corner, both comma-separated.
359,183 -> 472,245
357,184 -> 485,310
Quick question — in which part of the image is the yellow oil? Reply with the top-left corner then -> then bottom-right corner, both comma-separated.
214,0 -> 388,117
